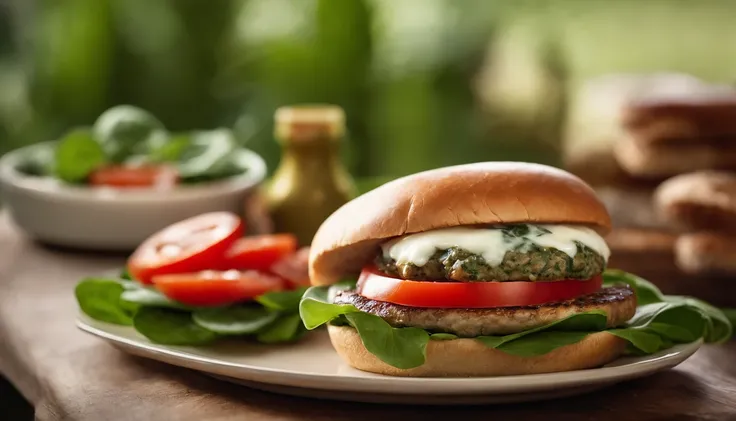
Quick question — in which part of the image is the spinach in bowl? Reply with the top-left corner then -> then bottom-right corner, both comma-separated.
17,105 -> 251,187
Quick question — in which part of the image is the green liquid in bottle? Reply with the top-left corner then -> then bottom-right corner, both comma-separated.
265,105 -> 357,246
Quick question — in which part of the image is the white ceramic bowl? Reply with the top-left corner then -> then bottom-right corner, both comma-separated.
0,141 -> 267,250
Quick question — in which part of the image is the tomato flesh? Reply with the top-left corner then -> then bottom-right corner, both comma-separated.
270,247 -> 311,288
152,270 -> 285,306
357,267 -> 603,308
128,212 -> 243,284
223,234 -> 298,271
90,165 -> 179,188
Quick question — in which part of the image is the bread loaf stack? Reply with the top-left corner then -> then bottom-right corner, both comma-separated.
564,74 -> 736,306
620,77 -> 736,305
564,74 -> 691,230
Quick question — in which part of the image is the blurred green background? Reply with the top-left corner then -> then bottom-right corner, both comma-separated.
1,0 -> 736,180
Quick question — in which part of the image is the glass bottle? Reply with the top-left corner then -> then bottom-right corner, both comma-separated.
265,105 -> 357,246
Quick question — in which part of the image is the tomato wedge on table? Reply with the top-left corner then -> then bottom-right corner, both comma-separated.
128,212 -> 243,284
223,234 -> 298,271
357,267 -> 603,308
152,270 -> 285,306
90,165 -> 179,188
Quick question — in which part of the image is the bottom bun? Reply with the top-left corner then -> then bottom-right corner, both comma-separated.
328,325 -> 627,377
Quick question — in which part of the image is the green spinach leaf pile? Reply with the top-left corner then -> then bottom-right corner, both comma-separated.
76,271 -> 307,346
19,105 -> 249,184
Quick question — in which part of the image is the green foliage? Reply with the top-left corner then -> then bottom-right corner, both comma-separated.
54,129 -> 106,182
93,105 -> 164,162
20,104 -> 250,185
134,307 -> 220,346
74,278 -> 134,325
192,306 -> 280,335
75,276 -> 309,346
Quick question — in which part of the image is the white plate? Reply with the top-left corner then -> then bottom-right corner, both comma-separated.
77,315 -> 702,405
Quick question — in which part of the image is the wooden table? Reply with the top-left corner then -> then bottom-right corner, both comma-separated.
1,212 -> 735,421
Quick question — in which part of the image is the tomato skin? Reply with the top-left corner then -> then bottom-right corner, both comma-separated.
89,165 -> 179,188
270,247 -> 310,288
357,267 -> 603,308
128,212 -> 243,284
222,234 -> 298,271
152,270 -> 285,306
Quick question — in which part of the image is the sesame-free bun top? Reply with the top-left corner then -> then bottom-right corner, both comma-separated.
309,162 -> 611,285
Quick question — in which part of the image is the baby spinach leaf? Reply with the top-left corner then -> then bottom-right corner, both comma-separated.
603,269 -> 665,305
476,311 -> 607,349
629,303 -> 705,341
257,313 -> 306,343
176,129 -> 240,181
495,331 -> 594,357
255,287 -> 307,313
605,269 -> 731,342
75,278 -> 133,325
133,307 -> 219,346
121,287 -> 190,310
119,299 -> 141,315
147,132 -> 192,163
645,322 -> 700,343
93,105 -> 165,163
723,308 -> 736,334
54,129 -> 107,183
119,268 -> 133,281
665,296 -> 733,342
299,285 -> 359,329
192,306 -> 279,335
607,329 -> 663,354
345,312 -> 429,369
17,143 -> 55,176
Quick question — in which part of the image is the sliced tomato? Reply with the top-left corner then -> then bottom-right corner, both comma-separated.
90,165 -> 179,188
270,247 -> 311,288
222,234 -> 298,271
152,270 -> 285,306
128,212 -> 243,284
357,267 -> 603,308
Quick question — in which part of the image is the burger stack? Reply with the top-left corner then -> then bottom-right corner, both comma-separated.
587,75 -> 736,306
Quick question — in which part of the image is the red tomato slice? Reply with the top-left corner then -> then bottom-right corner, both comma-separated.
152,270 -> 285,306
270,247 -> 310,288
128,212 -> 243,284
223,234 -> 298,271
90,165 -> 179,188
357,267 -> 603,308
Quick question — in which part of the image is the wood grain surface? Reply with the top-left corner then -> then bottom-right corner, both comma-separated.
0,212 -> 735,421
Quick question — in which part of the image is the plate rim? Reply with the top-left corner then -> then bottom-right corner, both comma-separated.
76,316 -> 702,396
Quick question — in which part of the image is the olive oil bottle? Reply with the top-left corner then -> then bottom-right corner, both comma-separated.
265,105 -> 357,246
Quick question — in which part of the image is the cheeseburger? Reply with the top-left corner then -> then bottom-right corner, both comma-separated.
305,162 -> 637,377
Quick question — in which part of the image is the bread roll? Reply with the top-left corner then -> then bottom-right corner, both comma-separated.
655,171 -> 736,233
596,186 -> 667,230
615,136 -> 736,178
607,228 -> 735,307
675,232 -> 736,275
623,80 -> 736,143
328,325 -> 626,377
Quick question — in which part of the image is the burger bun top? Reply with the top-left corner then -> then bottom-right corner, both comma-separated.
309,162 -> 610,285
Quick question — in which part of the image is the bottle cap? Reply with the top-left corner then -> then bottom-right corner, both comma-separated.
275,104 -> 345,141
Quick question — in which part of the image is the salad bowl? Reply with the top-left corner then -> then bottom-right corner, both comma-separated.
0,141 -> 267,250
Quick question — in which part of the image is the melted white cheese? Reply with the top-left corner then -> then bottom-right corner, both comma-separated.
382,224 -> 610,267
